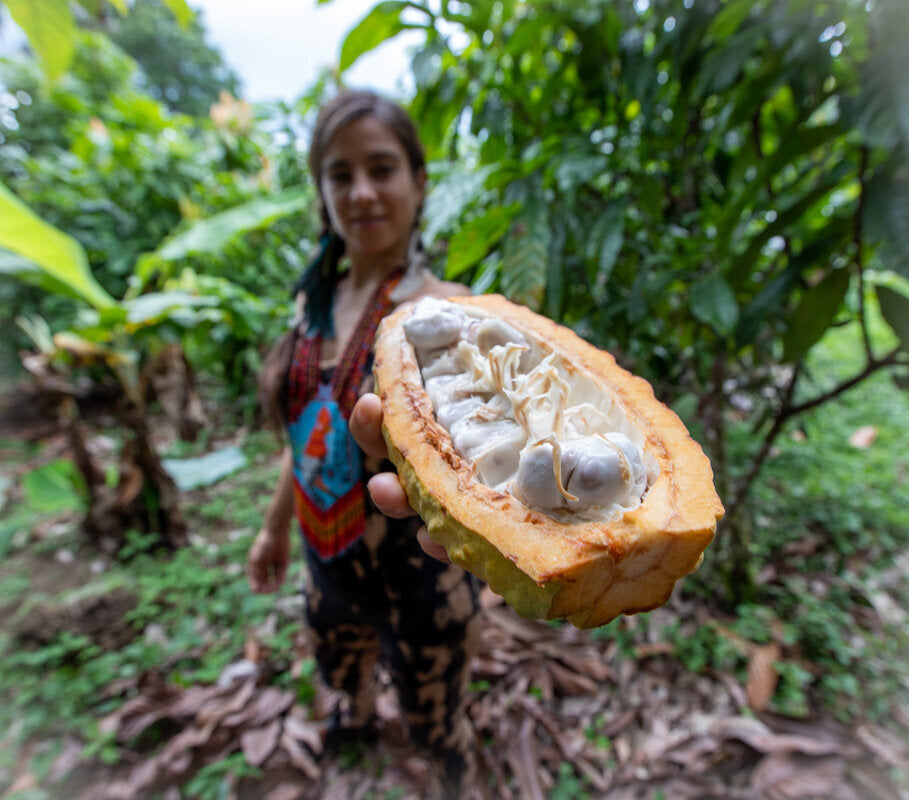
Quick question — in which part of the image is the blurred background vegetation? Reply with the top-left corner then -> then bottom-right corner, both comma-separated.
0,0 -> 907,793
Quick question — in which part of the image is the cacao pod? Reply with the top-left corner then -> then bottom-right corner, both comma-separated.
374,294 -> 723,628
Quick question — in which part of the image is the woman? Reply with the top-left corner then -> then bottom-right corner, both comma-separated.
248,90 -> 481,800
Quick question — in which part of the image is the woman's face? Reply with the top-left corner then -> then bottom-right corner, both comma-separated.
320,115 -> 425,271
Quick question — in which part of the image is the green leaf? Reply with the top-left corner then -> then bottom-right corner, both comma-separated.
0,182 -> 116,310
423,166 -> 493,246
500,200 -> 551,312
734,263 -> 801,348
0,250 -> 90,305
22,459 -> 87,514
728,167 -> 849,287
162,446 -> 248,491
124,291 -> 219,326
706,0 -> 757,41
545,214 -> 568,321
339,1 -> 409,72
782,268 -> 850,363
154,188 -> 309,261
865,160 -> 909,278
5,0 -> 76,82
690,273 -> 739,336
159,0 -> 194,28
587,205 -> 624,286
694,25 -> 765,100
876,285 -> 909,352
445,204 -> 519,278
552,153 -> 608,194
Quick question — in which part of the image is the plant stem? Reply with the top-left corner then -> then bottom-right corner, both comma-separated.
726,347 -> 904,521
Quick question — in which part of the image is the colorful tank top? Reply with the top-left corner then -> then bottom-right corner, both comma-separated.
285,269 -> 402,561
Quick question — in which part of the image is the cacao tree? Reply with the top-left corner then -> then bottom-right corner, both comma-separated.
336,0 -> 909,600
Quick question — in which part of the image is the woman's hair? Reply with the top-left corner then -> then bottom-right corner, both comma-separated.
293,90 -> 427,337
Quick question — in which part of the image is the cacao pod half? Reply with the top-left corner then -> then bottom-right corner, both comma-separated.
374,294 -> 723,628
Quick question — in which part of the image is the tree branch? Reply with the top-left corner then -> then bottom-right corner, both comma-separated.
725,347 -> 904,520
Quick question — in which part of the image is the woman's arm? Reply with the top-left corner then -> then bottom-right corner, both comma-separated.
247,447 -> 295,592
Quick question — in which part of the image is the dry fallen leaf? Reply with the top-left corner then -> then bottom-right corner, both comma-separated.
240,718 -> 282,767
750,752 -> 856,800
746,642 -> 781,711
848,424 -> 878,449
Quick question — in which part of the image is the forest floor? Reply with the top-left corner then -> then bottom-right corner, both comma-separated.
0,373 -> 907,800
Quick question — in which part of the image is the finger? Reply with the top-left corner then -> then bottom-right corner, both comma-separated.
248,564 -> 267,594
273,561 -> 287,588
350,393 -> 389,461
367,472 -> 417,519
417,526 -> 451,564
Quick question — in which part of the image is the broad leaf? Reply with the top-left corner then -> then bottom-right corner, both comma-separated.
124,291 -> 219,326
0,182 -> 116,310
162,446 -> 248,491
423,166 -> 493,246
500,200 -> 551,312
5,0 -> 75,82
339,1 -> 409,72
552,153 -> 609,194
734,263 -> 801,348
876,285 -> 909,352
782,268 -> 850,363
154,188 -> 309,262
705,0 -> 756,41
0,250 -> 91,305
545,214 -> 568,321
865,161 -> 909,278
22,460 -> 87,514
159,0 -> 194,28
587,205 -> 624,286
690,273 -> 739,337
445,204 -> 519,279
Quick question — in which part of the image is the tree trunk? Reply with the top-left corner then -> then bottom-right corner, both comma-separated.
84,406 -> 188,553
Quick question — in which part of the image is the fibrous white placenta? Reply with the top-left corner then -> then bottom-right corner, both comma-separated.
402,297 -> 658,522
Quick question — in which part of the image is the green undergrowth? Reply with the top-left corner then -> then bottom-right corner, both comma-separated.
686,321 -> 909,722
0,427 -> 305,788
0,323 -> 907,795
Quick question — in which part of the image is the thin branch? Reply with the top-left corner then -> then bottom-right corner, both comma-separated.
785,346 -> 903,419
725,347 -> 904,518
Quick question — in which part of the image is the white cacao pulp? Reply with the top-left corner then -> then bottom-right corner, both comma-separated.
402,298 -> 657,522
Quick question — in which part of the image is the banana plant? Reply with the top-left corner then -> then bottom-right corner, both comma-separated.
1,179 -> 309,551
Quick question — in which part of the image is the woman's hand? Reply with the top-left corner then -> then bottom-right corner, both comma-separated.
247,527 -> 291,593
350,393 -> 450,564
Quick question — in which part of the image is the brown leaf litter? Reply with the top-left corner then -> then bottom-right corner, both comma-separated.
17,591 -> 909,800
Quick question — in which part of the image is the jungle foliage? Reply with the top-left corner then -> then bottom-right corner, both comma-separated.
338,0 -> 909,597
0,3 -> 907,795
0,0 -> 906,584
1,1 -> 321,547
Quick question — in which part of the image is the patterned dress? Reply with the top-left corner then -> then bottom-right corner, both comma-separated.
283,269 -> 481,798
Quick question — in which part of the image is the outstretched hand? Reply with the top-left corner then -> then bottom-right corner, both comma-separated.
350,393 -> 450,564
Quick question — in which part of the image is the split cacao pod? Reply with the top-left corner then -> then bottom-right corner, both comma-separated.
374,294 -> 723,628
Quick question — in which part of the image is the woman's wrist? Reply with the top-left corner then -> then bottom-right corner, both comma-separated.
258,520 -> 290,540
